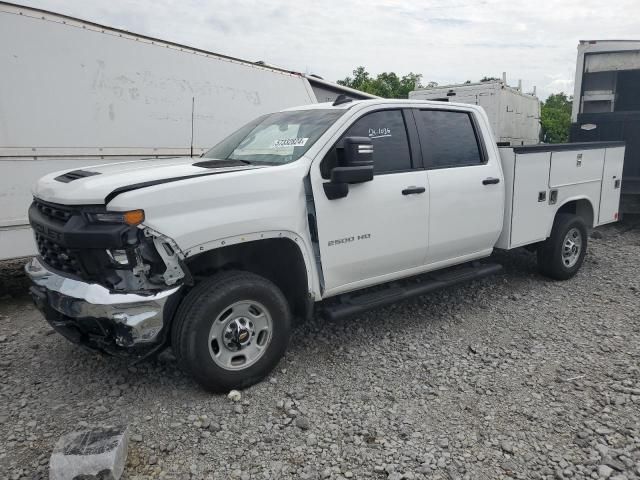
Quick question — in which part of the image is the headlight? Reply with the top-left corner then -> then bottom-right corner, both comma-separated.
88,209 -> 145,226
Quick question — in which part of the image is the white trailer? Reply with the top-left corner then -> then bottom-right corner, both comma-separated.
0,1 -> 372,260
409,80 -> 540,146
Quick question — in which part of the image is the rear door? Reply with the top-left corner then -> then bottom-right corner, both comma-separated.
311,108 -> 429,296
413,108 -> 504,265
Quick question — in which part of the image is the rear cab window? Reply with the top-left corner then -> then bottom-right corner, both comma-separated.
414,109 -> 485,168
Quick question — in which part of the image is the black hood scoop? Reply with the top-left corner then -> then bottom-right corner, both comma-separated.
55,169 -> 101,183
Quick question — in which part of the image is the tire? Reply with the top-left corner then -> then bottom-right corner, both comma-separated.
171,270 -> 291,392
537,213 -> 588,280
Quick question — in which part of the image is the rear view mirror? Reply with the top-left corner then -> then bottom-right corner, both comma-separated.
324,136 -> 374,200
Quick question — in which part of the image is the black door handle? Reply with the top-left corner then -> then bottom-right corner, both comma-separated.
482,177 -> 500,185
402,186 -> 426,195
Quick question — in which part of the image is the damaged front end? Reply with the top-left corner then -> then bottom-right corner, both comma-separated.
25,198 -> 187,357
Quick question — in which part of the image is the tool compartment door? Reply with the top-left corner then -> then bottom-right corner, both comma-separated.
598,146 -> 625,225
510,152 -> 553,248
549,149 -> 604,187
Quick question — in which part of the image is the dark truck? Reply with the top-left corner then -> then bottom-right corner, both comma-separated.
570,40 -> 640,213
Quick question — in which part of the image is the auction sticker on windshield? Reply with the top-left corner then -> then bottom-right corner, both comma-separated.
272,138 -> 309,148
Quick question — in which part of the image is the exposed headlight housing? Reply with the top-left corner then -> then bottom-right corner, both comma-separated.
88,209 -> 145,226
106,249 -> 130,266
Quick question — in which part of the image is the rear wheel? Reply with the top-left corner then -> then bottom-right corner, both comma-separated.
172,271 -> 291,392
537,213 -> 588,280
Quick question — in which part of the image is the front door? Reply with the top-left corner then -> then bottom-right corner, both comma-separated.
311,108 -> 429,296
412,108 -> 504,265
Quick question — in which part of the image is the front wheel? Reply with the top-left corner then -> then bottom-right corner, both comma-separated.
171,271 -> 291,392
537,213 -> 588,280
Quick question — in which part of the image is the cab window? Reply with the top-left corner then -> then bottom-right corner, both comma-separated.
415,110 -> 484,168
321,109 -> 412,177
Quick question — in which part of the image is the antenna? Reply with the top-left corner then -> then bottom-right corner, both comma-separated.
333,94 -> 353,106
190,97 -> 195,158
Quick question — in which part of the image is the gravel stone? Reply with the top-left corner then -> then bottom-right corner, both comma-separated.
500,440 -> 515,454
1,222 -> 640,479
605,458 -> 627,472
233,405 -> 244,414
295,417 -> 310,430
599,465 -> 614,478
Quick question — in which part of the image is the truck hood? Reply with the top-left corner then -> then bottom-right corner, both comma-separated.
33,157 -> 264,205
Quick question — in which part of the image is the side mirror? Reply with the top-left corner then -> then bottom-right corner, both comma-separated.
324,136 -> 374,200
343,136 -> 374,169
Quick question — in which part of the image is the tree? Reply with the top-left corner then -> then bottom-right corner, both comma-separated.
541,93 -> 573,143
338,67 -> 427,98
480,76 -> 500,82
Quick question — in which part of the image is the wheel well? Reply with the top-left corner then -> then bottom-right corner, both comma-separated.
557,199 -> 594,228
184,238 -> 310,319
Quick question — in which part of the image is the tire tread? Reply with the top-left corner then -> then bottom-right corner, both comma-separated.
537,213 -> 587,280
171,270 -> 290,392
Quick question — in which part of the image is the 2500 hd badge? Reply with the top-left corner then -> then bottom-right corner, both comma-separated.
327,233 -> 371,247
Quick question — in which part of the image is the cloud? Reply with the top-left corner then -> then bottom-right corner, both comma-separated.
427,18 -> 472,26
465,43 -> 548,49
16,0 -> 640,100
206,16 -> 232,35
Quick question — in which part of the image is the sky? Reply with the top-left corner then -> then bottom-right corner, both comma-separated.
18,0 -> 640,100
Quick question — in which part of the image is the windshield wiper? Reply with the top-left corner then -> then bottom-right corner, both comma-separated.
192,159 -> 254,169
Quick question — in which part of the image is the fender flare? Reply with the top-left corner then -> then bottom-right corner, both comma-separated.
182,230 -> 320,299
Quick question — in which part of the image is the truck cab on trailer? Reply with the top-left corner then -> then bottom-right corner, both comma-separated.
25,98 -> 624,391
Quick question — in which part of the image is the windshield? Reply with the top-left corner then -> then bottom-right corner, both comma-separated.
202,109 -> 345,165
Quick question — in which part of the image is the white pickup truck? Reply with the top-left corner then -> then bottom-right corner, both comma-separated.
25,98 -> 624,392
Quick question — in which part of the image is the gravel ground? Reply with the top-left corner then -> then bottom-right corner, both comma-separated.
1,222 -> 639,480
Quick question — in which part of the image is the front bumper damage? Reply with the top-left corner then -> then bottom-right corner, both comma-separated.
25,256 -> 181,355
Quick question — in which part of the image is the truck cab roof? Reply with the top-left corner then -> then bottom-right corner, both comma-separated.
281,98 -> 485,113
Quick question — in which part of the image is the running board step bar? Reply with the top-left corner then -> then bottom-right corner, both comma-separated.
322,262 -> 502,321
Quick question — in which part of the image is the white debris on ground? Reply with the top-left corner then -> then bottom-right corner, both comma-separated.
227,390 -> 242,403
49,426 -> 129,480
0,222 -> 639,479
